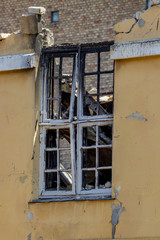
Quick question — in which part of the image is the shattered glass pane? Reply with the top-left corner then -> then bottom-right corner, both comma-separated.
45,172 -> 57,190
60,171 -> 72,191
85,53 -> 97,73
82,126 -> 96,146
59,128 -> 70,148
98,125 -> 112,145
98,169 -> 112,189
82,148 -> 96,168
100,52 -> 114,72
98,148 -> 112,167
46,129 -> 57,148
46,151 -> 57,169
82,171 -> 95,190
60,150 -> 71,170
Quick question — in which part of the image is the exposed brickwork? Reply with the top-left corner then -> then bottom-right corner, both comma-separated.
0,0 -> 147,44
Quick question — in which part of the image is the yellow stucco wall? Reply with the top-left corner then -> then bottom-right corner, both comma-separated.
1,6 -> 160,240
113,56 -> 160,239
1,56 -> 160,240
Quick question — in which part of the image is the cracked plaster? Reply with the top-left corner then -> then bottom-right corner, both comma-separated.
114,6 -> 160,43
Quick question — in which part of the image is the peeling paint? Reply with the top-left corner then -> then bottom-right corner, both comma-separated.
27,233 -> 32,240
19,175 -> 27,183
126,111 -> 147,122
111,187 -> 126,239
114,135 -> 120,138
27,210 -> 34,221
138,18 -> 145,27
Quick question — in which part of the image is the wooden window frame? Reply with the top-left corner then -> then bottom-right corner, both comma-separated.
40,42 -> 113,200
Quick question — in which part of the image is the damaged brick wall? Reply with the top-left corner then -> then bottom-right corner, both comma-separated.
0,0 -> 147,44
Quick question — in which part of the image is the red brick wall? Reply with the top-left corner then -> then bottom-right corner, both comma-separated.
0,0 -> 147,44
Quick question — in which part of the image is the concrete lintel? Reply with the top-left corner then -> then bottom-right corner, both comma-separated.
0,53 -> 36,71
110,39 -> 160,60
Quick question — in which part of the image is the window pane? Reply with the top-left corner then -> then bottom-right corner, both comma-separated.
54,57 -> 60,77
60,150 -> 71,170
100,73 -> 113,93
84,75 -> 97,95
82,171 -> 95,190
85,53 -> 97,73
83,96 -> 107,116
46,129 -> 57,148
98,125 -> 112,145
51,11 -> 59,23
60,171 -> 72,191
46,55 -> 76,120
99,94 -> 113,115
45,172 -> 57,190
46,151 -> 57,169
59,128 -> 70,148
62,57 -> 74,75
82,149 -> 96,168
98,148 -> 112,167
100,52 -> 114,72
82,126 -> 96,146
98,169 -> 112,189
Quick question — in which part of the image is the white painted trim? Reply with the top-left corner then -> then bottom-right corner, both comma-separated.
110,39 -> 160,60
0,53 -> 36,71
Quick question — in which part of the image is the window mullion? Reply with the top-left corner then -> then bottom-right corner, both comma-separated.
57,129 -> 60,191
69,54 -> 78,122
70,124 -> 76,194
58,57 -> 63,119
95,125 -> 98,189
97,52 -> 100,115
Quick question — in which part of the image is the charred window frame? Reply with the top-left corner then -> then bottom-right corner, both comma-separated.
40,42 -> 114,200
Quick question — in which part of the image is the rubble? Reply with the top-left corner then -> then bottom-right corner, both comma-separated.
151,0 -> 160,6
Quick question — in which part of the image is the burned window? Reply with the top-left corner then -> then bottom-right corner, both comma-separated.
45,53 -> 76,120
79,49 -> 113,117
40,42 -> 114,199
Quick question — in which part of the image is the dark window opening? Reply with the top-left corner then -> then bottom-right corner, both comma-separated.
51,11 -> 59,23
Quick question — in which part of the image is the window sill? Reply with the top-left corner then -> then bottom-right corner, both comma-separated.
29,195 -> 115,203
